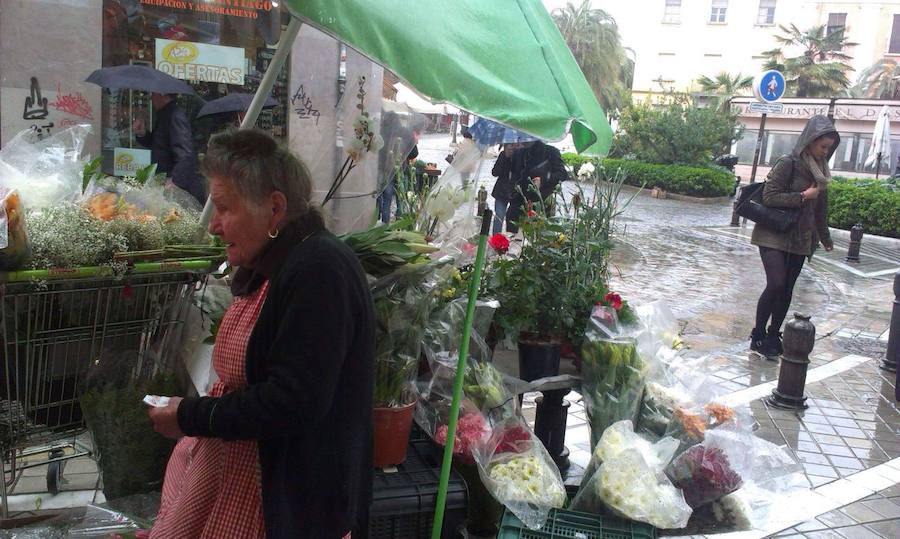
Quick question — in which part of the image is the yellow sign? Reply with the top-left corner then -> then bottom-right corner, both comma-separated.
161,41 -> 199,65
156,39 -> 245,85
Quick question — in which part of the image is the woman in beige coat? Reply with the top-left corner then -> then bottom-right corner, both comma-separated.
750,115 -> 837,359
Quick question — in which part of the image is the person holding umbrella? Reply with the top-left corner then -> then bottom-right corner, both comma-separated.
133,93 -> 205,204
86,65 -> 205,204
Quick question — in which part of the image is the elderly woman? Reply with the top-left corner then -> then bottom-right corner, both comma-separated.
750,115 -> 837,360
147,130 -> 375,538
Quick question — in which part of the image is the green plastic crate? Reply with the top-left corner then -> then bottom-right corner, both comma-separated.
498,508 -> 657,539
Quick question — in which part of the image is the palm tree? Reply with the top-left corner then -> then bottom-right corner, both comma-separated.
553,1 -> 632,117
696,72 -> 753,112
852,59 -> 900,99
761,24 -> 857,97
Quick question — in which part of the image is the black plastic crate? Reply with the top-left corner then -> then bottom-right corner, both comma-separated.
370,440 -> 468,539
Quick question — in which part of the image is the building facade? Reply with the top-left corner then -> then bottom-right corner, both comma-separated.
0,0 -> 384,233
598,0 -> 900,101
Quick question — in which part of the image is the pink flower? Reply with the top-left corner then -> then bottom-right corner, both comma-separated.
488,233 -> 510,255
462,242 -> 477,256
435,413 -> 490,462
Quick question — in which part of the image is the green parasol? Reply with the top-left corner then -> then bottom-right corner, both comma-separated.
282,0 -> 613,156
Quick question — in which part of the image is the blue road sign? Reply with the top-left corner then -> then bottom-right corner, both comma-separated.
753,70 -> 786,103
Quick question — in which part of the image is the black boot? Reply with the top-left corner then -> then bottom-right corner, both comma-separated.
767,327 -> 784,356
750,328 -> 779,360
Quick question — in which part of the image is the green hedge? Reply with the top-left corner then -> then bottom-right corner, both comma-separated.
828,177 -> 900,239
562,153 -> 733,198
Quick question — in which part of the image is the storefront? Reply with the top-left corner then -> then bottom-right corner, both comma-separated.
100,0 -> 290,173
731,98 -> 900,179
0,0 -> 386,233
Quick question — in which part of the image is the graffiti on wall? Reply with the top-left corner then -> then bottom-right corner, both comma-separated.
291,84 -> 321,125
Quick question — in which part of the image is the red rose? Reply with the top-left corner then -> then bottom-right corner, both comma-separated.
604,292 -> 623,310
527,210 -> 537,218
488,233 -> 510,254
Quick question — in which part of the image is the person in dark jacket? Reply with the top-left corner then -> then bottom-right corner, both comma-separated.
134,93 -> 205,204
490,143 -> 519,234
148,130 -> 375,539
504,140 -> 567,233
749,115 -> 837,359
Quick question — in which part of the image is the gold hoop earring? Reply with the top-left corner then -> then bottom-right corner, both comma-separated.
268,227 -> 279,239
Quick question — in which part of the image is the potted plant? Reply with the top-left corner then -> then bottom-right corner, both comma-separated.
487,167 -> 634,380
370,262 -> 443,467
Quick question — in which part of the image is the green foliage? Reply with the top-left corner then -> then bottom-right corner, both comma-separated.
612,97 -> 742,166
762,24 -> 856,97
696,72 -> 753,113
552,1 -> 633,117
487,169 -> 633,348
828,177 -> 900,238
603,159 -> 734,198
82,157 -> 103,194
564,153 -> 734,198
852,59 -> 900,99
80,375 -> 179,500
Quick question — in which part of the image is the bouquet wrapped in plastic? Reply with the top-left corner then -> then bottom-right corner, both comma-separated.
571,420 -> 691,529
635,380 -> 693,440
580,306 -> 649,448
474,417 -> 567,530
666,444 -> 743,508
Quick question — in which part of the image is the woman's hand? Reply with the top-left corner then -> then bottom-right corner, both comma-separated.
801,186 -> 820,201
822,238 -> 834,251
148,396 -> 184,439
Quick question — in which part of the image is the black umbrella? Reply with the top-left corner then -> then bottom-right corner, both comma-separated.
197,93 -> 277,118
85,65 -> 196,95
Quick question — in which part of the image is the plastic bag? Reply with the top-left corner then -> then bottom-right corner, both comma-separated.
635,380 -> 693,440
580,306 -> 649,448
664,401 -> 752,455
666,443 -> 743,508
66,503 -> 149,537
473,417 -> 567,530
570,420 -> 680,516
0,189 -> 30,270
0,125 -> 88,210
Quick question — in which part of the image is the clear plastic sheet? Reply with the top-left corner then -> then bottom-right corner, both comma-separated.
571,420 -> 691,529
0,125 -> 89,210
580,306 -> 650,448
473,417 -> 567,530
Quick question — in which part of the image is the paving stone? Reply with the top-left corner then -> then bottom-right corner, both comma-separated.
803,413 -> 831,425
827,456 -> 864,470
840,502 -> 887,524
845,438 -> 876,450
835,524 -> 882,538
808,475 -> 836,487
865,520 -> 900,537
816,510 -> 858,528
795,519 -> 828,532
834,427 -> 869,439
804,463 -> 839,478
805,530 -> 847,539
862,498 -> 900,519
798,451 -> 831,465
820,443 -> 855,457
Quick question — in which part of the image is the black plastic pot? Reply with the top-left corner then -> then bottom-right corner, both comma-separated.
517,336 -> 561,382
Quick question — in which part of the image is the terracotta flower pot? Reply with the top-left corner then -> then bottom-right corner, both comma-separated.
372,401 -> 416,467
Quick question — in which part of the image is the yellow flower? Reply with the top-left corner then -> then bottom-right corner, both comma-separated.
557,233 -> 567,243
442,287 -> 457,299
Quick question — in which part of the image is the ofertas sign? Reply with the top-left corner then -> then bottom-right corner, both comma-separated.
114,148 -> 152,177
752,70 -> 786,103
156,39 -> 245,85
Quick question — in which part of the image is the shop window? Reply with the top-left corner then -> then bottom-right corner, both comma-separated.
663,0 -> 681,24
829,135 -> 854,172
710,0 -> 728,23
100,1 -> 289,175
827,13 -> 847,37
890,14 -> 900,54
763,132 -> 799,165
757,0 -> 776,25
734,129 -> 760,164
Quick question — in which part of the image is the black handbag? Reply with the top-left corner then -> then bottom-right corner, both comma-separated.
734,181 -> 801,232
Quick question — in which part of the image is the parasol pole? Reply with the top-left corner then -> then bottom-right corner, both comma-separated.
431,209 -> 492,539
198,16 -> 303,232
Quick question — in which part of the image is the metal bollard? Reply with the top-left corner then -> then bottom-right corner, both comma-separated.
846,224 -> 864,263
476,185 -> 487,217
881,271 -> 899,373
767,313 -> 816,410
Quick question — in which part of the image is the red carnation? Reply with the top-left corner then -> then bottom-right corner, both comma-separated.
604,292 -> 623,310
488,233 -> 510,255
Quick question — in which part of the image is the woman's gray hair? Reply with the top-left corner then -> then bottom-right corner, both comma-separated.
201,129 -> 318,221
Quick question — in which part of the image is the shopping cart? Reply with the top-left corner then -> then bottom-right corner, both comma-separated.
0,262 -> 214,517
